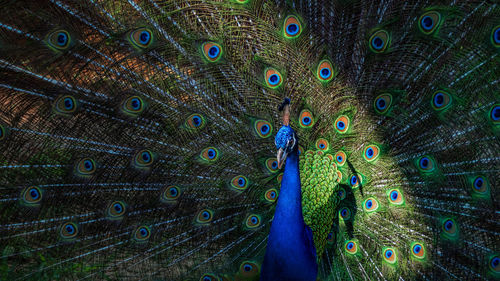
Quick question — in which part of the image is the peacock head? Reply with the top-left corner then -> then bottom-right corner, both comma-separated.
275,97 -> 297,168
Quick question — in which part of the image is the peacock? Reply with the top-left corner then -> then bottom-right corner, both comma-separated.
0,0 -> 498,280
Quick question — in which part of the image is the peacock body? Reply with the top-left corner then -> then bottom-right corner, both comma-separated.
0,0 -> 499,280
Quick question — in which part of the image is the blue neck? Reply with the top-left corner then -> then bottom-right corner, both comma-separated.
260,148 -> 317,281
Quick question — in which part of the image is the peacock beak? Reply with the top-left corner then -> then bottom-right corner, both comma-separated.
277,148 -> 287,169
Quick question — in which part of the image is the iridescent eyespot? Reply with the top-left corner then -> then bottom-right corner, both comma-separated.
201,147 -> 219,162
107,201 -> 126,218
350,174 -> 361,188
129,28 -> 153,49
418,11 -> 441,35
245,214 -> 261,228
489,255 -> 500,273
75,158 -> 96,176
254,120 -> 273,138
338,188 -> 346,200
299,110 -> 314,128
383,248 -> 397,264
442,218 -> 458,238
417,155 -> 435,172
196,209 -> 214,224
283,15 -> 302,38
345,240 -> 358,254
411,242 -> 426,259
363,145 -> 380,162
316,138 -> 329,151
21,186 -> 42,205
134,225 -> 151,241
265,68 -> 283,89
339,207 -> 351,221
202,42 -> 223,62
472,176 -> 489,194
363,197 -> 379,213
431,90 -> 452,111
54,95 -> 77,114
46,30 -> 71,51
335,151 -> 346,166
388,189 -> 404,205
490,105 -> 499,124
162,185 -> 181,201
265,158 -> 279,173
231,175 -> 248,191
491,25 -> 500,47
239,261 -> 259,277
374,94 -> 392,115
186,114 -> 206,129
317,59 -> 336,82
133,150 -> 154,168
200,274 -> 219,281
335,115 -> 350,133
327,232 -> 335,244
122,96 -> 145,115
265,188 -> 278,203
369,30 -> 390,53
60,222 -> 78,239
0,124 -> 7,141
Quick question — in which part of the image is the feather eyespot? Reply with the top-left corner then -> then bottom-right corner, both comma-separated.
349,174 -> 362,188
283,15 -> 302,38
264,188 -> 278,202
129,28 -> 153,49
0,124 -> 6,141
265,158 -> 279,173
134,226 -> 151,241
54,95 -> 77,115
338,188 -> 346,200
107,201 -> 126,218
299,110 -> 314,128
327,232 -> 335,244
490,105 -> 499,124
419,11 -> 441,34
133,150 -> 154,168
202,42 -> 223,62
489,255 -> 500,273
335,115 -> 350,133
335,151 -> 346,166
46,30 -> 71,51
265,68 -> 283,88
442,218 -> 458,238
383,248 -> 397,264
245,214 -> 261,228
122,96 -> 145,115
388,189 -> 404,205
162,185 -> 181,201
363,145 -> 380,162
345,240 -> 358,254
369,30 -> 390,53
363,197 -> 379,212
374,94 -> 392,114
417,155 -> 435,172
186,114 -> 206,129
431,91 -> 451,111
339,207 -> 351,221
231,175 -> 248,191
196,209 -> 214,224
472,176 -> 489,195
317,59 -> 336,82
316,138 -> 329,151
21,186 -> 42,205
491,26 -> 500,47
411,242 -> 426,259
60,222 -> 78,239
254,120 -> 272,138
239,261 -> 259,277
200,274 -> 219,281
201,147 -> 219,162
75,158 -> 96,177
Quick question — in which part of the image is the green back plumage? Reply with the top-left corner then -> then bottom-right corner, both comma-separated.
0,0 -> 498,280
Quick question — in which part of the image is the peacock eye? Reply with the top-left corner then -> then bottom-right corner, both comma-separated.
22,186 -> 42,205
60,222 -> 78,239
334,115 -> 350,133
363,197 -> 379,212
239,261 -> 259,276
75,158 -> 97,176
186,113 -> 206,129
107,201 -> 126,218
162,185 -> 181,201
316,59 -> 336,82
417,155 -> 435,172
345,240 -> 358,254
265,158 -> 279,173
363,145 -> 380,162
369,30 -> 390,53
283,15 -> 302,38
134,225 -> 151,241
54,95 -> 78,115
201,147 -> 219,162
196,209 -> 214,223
490,105 -> 499,124
339,207 -> 351,220
122,96 -> 145,116
134,150 -> 155,168
265,68 -> 283,88
299,110 -> 314,128
264,188 -> 278,202
129,28 -> 153,49
418,11 -> 441,35
388,189 -> 404,205
315,138 -> 329,151
202,42 -> 223,62
431,91 -> 451,111
46,30 -> 71,51
335,151 -> 346,166
245,214 -> 261,228
411,242 -> 426,259
493,26 -> 500,47
374,93 -> 393,114
383,248 -> 397,264
231,175 -> 248,191
254,120 -> 273,138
